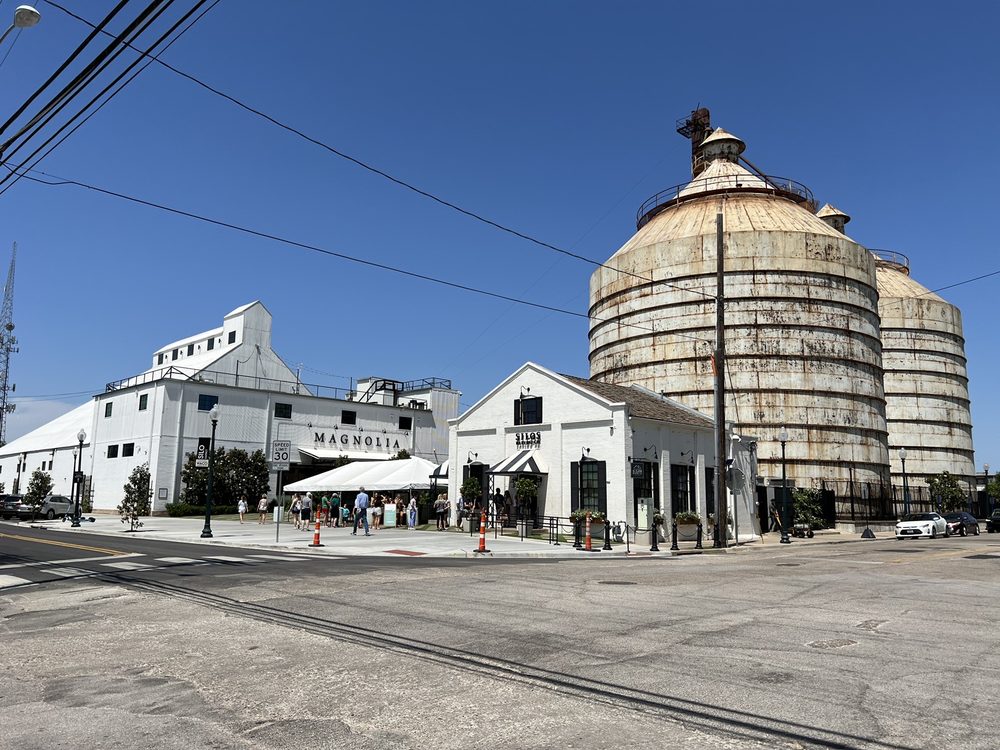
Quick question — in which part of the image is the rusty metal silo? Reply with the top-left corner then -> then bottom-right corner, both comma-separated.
588,119 -> 891,493
873,252 -> 976,491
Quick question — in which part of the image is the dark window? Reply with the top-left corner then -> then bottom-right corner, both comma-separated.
514,396 -> 543,425
107,445 -> 119,459
228,331 -> 236,344
579,460 -> 600,511
122,443 -> 135,458
104,402 -> 113,418
172,349 -> 178,361
671,464 -> 695,514
187,344 -> 194,356
341,410 -> 357,425
399,416 -> 412,431
138,394 -> 148,411
198,394 -> 219,411
705,468 -> 715,516
157,353 -> 164,365
207,338 -> 214,351
274,403 -> 292,419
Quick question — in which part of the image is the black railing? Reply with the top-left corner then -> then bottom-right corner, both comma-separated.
869,249 -> 910,270
401,377 -> 452,391
636,173 -> 815,229
105,366 -> 354,399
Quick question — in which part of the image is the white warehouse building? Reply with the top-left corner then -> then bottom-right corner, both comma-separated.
0,302 -> 459,513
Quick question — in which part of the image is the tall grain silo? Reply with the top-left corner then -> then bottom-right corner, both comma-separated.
871,252 -> 976,491
588,111 -> 890,493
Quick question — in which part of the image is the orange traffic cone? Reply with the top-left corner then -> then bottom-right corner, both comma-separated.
475,510 -> 490,554
309,516 -> 324,547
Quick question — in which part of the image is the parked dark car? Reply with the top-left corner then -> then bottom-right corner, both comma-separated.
0,493 -> 23,520
986,510 -> 1000,533
944,511 -> 980,536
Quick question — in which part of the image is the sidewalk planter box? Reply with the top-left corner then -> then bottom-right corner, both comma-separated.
676,523 -> 699,541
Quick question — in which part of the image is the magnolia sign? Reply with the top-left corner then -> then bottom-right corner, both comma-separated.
313,432 -> 401,450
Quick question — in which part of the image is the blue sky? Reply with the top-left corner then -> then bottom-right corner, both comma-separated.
2,1 -> 998,471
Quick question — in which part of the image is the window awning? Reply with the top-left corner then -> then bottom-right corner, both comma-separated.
297,447 -> 392,462
490,449 -> 547,475
429,459 -> 449,480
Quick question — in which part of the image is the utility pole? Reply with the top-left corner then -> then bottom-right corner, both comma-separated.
0,243 -> 18,446
714,212 -> 728,547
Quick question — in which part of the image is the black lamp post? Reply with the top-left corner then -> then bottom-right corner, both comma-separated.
71,429 -> 86,527
778,426 -> 790,544
899,447 -> 910,516
200,404 -> 220,539
986,464 -> 992,514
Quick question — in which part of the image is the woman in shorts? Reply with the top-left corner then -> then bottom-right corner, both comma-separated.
291,494 -> 301,529
237,495 -> 248,524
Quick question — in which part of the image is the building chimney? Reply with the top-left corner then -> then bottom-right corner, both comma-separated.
816,203 -> 851,234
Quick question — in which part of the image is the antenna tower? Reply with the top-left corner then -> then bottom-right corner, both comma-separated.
0,243 -> 18,446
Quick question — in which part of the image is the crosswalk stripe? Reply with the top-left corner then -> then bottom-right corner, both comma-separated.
101,561 -> 153,571
44,567 -> 91,577
203,555 -> 250,563
0,574 -> 35,588
155,557 -> 199,564
247,554 -> 305,561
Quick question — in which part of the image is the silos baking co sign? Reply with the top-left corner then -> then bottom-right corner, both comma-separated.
515,431 -> 541,448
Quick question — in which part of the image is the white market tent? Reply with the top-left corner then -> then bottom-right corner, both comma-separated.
283,457 -> 438,493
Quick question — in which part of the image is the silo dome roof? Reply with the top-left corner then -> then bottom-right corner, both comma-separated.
678,159 -> 769,199
699,127 -> 746,153
875,263 -> 944,302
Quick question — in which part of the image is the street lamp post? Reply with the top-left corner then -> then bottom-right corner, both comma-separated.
899,447 -> 909,516
71,429 -> 86,527
778,427 -> 790,544
0,5 -> 41,46
200,404 -> 220,538
984,463 -> 991,514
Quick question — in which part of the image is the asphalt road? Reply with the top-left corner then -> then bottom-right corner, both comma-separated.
2,525 -> 999,749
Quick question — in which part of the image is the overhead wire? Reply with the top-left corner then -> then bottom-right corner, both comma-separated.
9,164 -> 716,349
0,1 -> 216,191
38,0 -> 716,304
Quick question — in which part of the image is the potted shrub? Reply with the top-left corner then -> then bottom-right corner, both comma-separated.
674,510 -> 701,541
652,511 -> 666,541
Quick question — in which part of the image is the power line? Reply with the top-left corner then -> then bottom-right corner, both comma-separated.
11,164 -> 716,349
0,1 -> 217,194
39,0 -> 716,304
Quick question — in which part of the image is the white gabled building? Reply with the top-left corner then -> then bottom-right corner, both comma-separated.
449,362 -> 721,527
0,302 -> 459,512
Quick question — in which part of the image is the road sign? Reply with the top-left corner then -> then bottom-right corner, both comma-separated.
271,440 -> 291,471
195,437 -> 211,468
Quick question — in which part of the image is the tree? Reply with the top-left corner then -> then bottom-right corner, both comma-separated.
926,471 -> 967,513
792,488 -> 825,529
461,476 -> 482,504
118,464 -> 151,532
391,449 -> 411,460
24,470 -> 53,521
986,476 -> 1000,506
179,447 -> 270,506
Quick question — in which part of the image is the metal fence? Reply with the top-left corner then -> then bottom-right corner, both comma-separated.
830,482 -> 992,521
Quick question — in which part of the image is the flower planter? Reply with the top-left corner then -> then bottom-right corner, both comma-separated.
676,522 -> 699,541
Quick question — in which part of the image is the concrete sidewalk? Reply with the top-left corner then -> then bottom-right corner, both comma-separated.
12,515 -> 626,558
9,516 -> 896,557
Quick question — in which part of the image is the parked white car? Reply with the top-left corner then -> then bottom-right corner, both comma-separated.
11,494 -> 74,520
895,512 -> 949,539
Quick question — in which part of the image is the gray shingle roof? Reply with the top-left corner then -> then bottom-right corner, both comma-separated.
560,375 -> 713,428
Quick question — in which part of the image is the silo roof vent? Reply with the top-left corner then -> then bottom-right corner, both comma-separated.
698,127 -> 746,164
816,203 -> 851,234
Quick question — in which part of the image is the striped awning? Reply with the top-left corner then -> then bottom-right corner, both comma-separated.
429,459 -> 449,480
490,449 -> 547,475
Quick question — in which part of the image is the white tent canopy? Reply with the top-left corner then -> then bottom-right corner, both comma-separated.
283,457 -> 438,493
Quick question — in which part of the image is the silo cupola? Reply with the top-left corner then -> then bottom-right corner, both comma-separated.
697,127 -> 746,164
816,203 -> 851,234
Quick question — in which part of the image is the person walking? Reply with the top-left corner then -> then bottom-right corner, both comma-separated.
353,487 -> 370,536
237,495 -> 248,524
407,495 -> 417,529
330,492 -> 342,527
257,494 -> 269,524
434,493 -> 447,531
291,494 -> 302,530
301,492 -> 313,530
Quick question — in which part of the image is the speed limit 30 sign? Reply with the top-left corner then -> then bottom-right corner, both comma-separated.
270,440 -> 291,471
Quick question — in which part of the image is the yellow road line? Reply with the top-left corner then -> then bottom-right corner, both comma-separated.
0,532 -> 125,557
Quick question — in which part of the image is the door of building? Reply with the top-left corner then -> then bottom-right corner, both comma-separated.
631,461 -> 659,526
